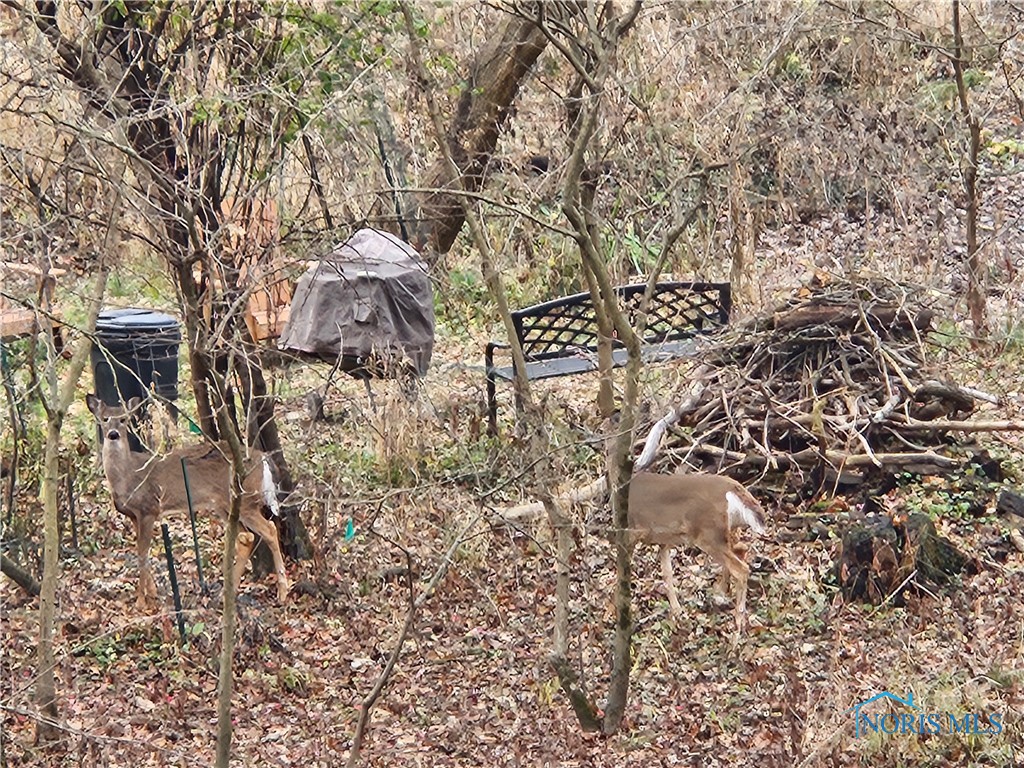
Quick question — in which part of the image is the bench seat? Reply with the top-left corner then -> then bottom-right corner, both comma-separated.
485,281 -> 730,434
488,337 -> 701,382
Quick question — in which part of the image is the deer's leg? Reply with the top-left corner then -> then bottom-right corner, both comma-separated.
696,531 -> 726,607
126,514 -> 145,607
659,545 -> 683,618
711,569 -> 732,607
720,548 -> 751,633
713,537 -> 746,605
135,514 -> 158,610
231,530 -> 257,594
243,511 -> 290,603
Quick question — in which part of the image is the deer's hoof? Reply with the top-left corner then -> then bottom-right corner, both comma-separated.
135,596 -> 155,612
710,593 -> 732,609
745,613 -> 765,630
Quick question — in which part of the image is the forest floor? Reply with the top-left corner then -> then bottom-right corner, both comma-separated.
3,323 -> 1024,768
6,1 -> 1024,764
4,191 -> 1024,767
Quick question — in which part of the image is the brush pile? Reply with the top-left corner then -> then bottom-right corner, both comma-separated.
652,274 -> 1019,483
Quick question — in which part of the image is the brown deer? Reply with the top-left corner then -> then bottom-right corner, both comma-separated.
627,471 -> 766,632
87,394 -> 290,609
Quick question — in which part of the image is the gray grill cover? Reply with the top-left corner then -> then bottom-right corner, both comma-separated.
278,229 -> 434,376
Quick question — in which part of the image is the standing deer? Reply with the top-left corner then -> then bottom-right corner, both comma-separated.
87,394 -> 290,609
627,471 -> 766,632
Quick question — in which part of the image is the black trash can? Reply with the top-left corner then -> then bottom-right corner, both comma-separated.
90,308 -> 181,450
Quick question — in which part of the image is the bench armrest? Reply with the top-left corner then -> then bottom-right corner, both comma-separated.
485,340 -> 510,371
485,341 -> 513,436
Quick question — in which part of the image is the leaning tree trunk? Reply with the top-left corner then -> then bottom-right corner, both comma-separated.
236,354 -> 312,562
0,553 -> 40,596
408,3 -> 549,260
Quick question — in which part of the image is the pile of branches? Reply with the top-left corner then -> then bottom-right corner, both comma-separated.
643,275 -> 1020,482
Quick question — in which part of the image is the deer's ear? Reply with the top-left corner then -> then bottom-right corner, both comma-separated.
86,393 -> 101,415
126,396 -> 143,413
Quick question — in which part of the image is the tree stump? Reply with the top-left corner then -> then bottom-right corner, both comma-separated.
836,513 -> 975,604
996,489 -> 1024,520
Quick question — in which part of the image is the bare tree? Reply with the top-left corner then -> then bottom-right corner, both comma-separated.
31,269 -> 108,745
405,3 -> 549,259
3,177 -> 118,744
0,61 -> 127,740
404,0 -> 719,736
951,0 -> 987,340
1,3 -> 375,756
2,1 -> 411,562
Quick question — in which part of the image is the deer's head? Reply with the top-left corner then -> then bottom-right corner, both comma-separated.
86,393 -> 142,443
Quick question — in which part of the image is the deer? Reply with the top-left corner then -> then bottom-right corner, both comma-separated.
86,394 -> 290,609
626,471 -> 766,633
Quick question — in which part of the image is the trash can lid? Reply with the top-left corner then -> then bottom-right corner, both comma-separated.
96,308 -> 179,332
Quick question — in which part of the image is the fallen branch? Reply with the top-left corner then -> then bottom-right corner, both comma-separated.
635,409 -> 680,472
772,304 -> 933,333
635,377 -> 707,470
1,553 -> 40,596
891,417 -> 1024,433
691,444 -> 957,469
493,477 -> 607,522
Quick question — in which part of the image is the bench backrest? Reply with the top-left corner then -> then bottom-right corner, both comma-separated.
511,281 -> 731,361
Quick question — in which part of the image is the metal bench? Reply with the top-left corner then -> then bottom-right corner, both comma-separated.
485,281 -> 731,434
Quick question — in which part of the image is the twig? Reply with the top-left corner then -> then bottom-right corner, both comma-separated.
890,417 -> 1024,432
346,513 -> 480,767
870,392 -> 902,423
868,569 -> 917,617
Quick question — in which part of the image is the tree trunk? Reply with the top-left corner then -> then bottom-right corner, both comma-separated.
409,5 -> 549,259
580,180 -> 616,418
369,91 -> 415,241
951,0 -> 987,340
556,1 -> 643,736
211,370 -> 250,768
402,0 -> 600,736
602,426 -> 636,733
168,222 -> 221,438
236,356 -> 312,564
34,418 -> 62,745
215,496 -> 241,768
25,5 -> 308,558
33,268 -> 109,746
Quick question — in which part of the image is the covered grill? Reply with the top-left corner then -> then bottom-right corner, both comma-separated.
279,229 -> 434,378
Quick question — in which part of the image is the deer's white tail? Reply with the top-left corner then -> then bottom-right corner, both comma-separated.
726,490 -> 765,535
262,457 -> 281,517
